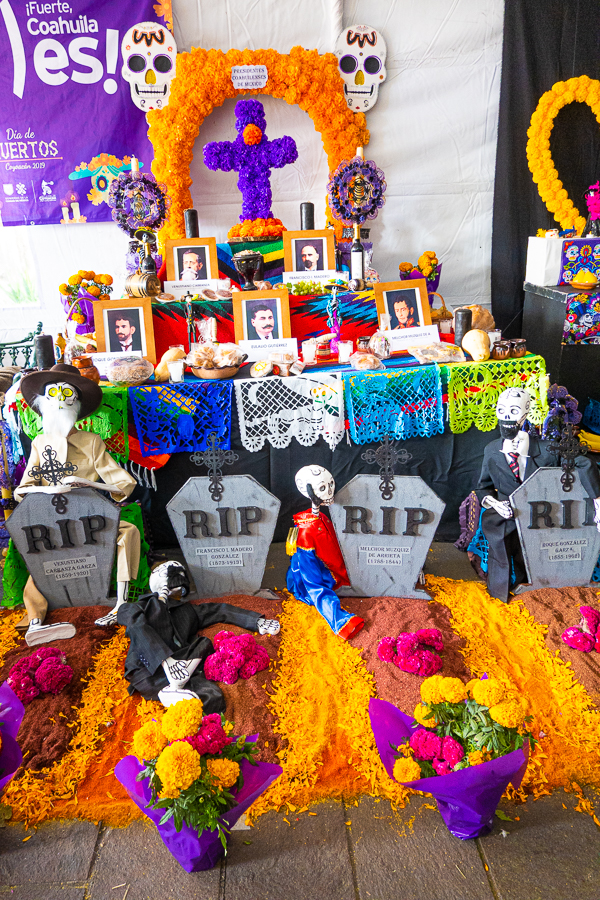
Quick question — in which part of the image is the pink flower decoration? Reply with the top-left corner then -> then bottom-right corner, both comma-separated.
8,673 -> 40,705
204,633 -> 270,684
441,735 -> 465,767
377,637 -> 396,663
410,728 -> 443,760
34,659 -> 73,695
213,631 -> 237,650
396,633 -> 419,656
31,647 -> 66,668
579,606 -> 600,635
562,626 -> 595,652
416,629 -> 444,652
432,758 -> 453,776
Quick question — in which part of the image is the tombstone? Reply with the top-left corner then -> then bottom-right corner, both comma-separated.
510,466 -> 600,591
6,488 -> 120,609
330,474 -> 445,598
167,475 -> 280,598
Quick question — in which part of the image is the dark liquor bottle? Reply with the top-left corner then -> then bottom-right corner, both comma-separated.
350,223 -> 364,281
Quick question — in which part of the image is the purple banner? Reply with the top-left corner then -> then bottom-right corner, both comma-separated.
0,0 -> 172,226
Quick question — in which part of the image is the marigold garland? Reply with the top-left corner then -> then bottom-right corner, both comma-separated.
0,609 -> 24,668
146,46 -> 369,249
527,75 -> 600,233
426,575 -> 600,806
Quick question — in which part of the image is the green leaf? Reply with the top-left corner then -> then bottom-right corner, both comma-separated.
495,809 -> 513,821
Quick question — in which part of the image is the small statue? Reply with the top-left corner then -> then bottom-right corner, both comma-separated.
584,181 -> 600,238
14,364 -> 141,643
286,465 -> 364,640
117,560 -> 280,708
476,387 -> 600,602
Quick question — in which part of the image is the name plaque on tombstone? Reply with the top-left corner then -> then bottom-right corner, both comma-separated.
330,474 -> 445,599
510,467 -> 600,591
167,475 -> 280,598
6,488 -> 120,609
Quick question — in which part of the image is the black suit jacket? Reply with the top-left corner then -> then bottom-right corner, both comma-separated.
476,435 -> 600,505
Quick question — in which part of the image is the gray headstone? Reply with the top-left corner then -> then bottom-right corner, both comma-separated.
166,475 -> 280,598
510,466 -> 600,591
330,474 -> 445,598
6,488 -> 120,608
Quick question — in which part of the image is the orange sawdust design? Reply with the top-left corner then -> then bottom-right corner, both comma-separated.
426,575 -> 600,807
0,609 -> 24,667
247,596 -> 409,821
4,627 -> 136,826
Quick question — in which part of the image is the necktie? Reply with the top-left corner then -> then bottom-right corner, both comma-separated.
508,452 -> 521,482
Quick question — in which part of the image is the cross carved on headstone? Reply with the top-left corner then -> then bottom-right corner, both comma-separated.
28,445 -> 78,486
190,432 -> 239,503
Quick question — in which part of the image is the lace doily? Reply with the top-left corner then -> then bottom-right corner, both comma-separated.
343,366 -> 444,444
234,373 -> 345,452
443,355 -> 549,434
18,385 -> 129,465
129,381 -> 232,456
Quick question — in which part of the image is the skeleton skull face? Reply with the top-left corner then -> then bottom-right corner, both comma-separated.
295,465 -> 335,508
43,382 -> 80,412
335,24 -> 387,112
566,245 -> 580,261
496,388 -> 531,440
121,22 -> 177,111
149,561 -> 189,599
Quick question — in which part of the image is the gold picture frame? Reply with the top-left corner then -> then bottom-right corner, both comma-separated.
282,230 -> 336,274
232,289 -> 292,343
374,279 -> 432,331
165,237 -> 219,282
93,297 -> 156,364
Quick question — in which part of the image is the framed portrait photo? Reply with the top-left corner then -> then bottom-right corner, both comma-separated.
93,297 -> 156,364
165,237 -> 219,283
374,280 -> 432,331
233,289 -> 291,344
283,230 -> 335,274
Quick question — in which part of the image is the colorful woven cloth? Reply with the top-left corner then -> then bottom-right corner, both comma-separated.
17,385 -> 129,464
343,366 -> 444,444
443,355 -> 548,434
234,374 -> 345,452
129,381 -> 232,456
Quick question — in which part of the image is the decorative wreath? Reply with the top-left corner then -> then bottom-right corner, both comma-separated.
107,170 -> 171,237
527,75 -> 600,234
327,155 -> 386,226
146,46 -> 370,249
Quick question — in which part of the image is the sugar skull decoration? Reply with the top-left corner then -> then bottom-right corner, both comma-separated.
335,25 -> 387,112
121,22 -> 177,111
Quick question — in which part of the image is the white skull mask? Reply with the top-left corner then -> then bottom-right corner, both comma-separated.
295,465 -> 335,508
496,388 -> 531,426
335,25 -> 387,112
42,381 -> 80,413
121,22 -> 177,111
149,561 -> 189,599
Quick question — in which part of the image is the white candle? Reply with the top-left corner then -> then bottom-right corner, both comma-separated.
61,203 -> 70,223
70,201 -> 80,220
130,156 -> 139,175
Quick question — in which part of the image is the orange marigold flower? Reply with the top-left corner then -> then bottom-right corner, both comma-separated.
489,699 -> 525,729
206,758 -> 240,790
58,283 -> 70,295
156,742 -> 201,799
86,285 -> 101,297
72,313 -> 86,324
243,124 -> 263,145
472,678 -> 505,708
399,262 -> 413,273
161,697 -> 204,742
132,719 -> 167,762
68,274 -> 82,286
393,757 -> 421,782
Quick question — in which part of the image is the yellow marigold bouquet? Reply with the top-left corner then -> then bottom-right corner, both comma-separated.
398,251 -> 441,286
394,675 -> 534,780
58,269 -> 113,327
132,698 -> 258,849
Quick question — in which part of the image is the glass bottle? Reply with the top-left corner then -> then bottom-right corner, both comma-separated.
350,223 -> 364,282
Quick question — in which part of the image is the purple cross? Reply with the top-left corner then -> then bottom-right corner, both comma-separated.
203,99 -> 298,222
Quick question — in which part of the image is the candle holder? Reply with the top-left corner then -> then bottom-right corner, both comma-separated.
232,250 -> 264,291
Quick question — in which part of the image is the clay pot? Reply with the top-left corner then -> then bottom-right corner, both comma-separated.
71,355 -> 101,384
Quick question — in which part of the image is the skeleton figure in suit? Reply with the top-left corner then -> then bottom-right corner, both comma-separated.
476,388 -> 600,602
118,561 -> 280,708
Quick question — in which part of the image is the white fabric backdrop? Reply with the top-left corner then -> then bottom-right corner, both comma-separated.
0,0 -> 503,341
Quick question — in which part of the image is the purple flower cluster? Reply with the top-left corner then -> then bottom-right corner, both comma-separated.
327,156 -> 387,226
7,647 -> 73,705
183,713 -> 233,756
377,629 -> 444,677
204,631 -> 270,685
107,170 -> 170,237
562,604 -> 600,653
203,99 -> 298,222
410,728 -> 465,774
541,383 -> 582,440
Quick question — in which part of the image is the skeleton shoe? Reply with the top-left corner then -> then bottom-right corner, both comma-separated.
25,618 -> 76,647
257,617 -> 280,636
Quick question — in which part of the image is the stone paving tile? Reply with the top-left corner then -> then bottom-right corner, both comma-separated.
348,796 -> 494,900
0,820 -> 99,885
224,800 -> 355,900
87,820 -> 220,900
479,792 -> 600,900
0,886 -> 86,899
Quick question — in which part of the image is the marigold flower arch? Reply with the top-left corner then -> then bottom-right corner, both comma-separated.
146,46 -> 370,248
527,75 -> 600,234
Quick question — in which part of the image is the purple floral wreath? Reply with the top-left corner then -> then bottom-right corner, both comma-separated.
108,170 -> 171,237
327,156 -> 386,226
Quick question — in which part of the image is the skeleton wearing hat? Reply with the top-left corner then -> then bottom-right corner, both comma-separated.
286,465 -> 364,640
476,387 -> 600,602
14,364 -> 141,644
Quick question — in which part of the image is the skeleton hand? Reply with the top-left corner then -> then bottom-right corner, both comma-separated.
483,496 -> 513,519
63,476 -> 100,490
594,498 -> 600,533
161,656 -> 200,688
257,617 -> 280,636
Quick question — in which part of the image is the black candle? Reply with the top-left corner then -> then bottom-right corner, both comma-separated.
454,309 -> 473,349
300,202 -> 314,231
35,334 -> 56,369
184,208 -> 199,239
